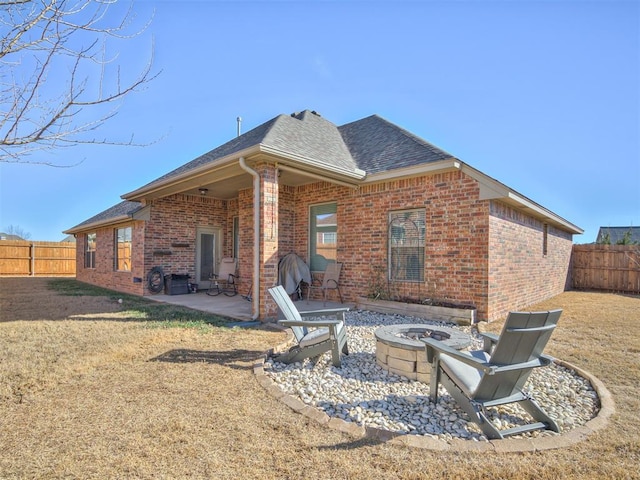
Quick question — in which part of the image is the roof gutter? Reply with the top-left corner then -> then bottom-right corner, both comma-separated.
362,158 -> 461,183
361,158 -> 582,234
62,205 -> 150,235
276,164 -> 358,189
259,144 -> 366,181
63,216 -> 131,235
460,163 -> 583,234
122,143 -> 365,202
238,156 -> 260,321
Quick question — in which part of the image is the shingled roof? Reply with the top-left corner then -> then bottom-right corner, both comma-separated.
596,226 -> 640,244
65,201 -> 143,232
140,110 -> 361,190
65,110 -> 582,235
339,114 -> 454,174
66,111 -> 459,233
136,110 -> 454,191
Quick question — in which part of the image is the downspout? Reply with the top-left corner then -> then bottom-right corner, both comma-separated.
238,156 -> 260,320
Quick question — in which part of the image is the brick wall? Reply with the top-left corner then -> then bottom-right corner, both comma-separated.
76,193 -> 233,297
237,188 -> 253,298
144,194 -> 230,283
287,170 -> 573,322
291,171 -> 491,318
73,167 -> 574,322
488,202 -> 573,321
75,220 -> 146,296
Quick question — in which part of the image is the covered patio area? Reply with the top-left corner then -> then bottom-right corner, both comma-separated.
147,290 -> 352,322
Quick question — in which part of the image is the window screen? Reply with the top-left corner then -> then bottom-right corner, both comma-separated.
388,209 -> 425,282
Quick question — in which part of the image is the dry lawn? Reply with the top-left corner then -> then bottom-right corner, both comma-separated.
1,277 -> 639,480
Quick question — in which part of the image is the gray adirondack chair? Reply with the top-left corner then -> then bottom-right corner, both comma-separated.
268,285 -> 349,367
423,309 -> 562,439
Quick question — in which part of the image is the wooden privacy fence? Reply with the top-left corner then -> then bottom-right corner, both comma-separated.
0,240 -> 76,277
572,244 -> 640,294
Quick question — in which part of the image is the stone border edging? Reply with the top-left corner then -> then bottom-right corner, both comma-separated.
256,328 -> 614,452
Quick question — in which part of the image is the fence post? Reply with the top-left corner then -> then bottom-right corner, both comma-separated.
30,243 -> 35,276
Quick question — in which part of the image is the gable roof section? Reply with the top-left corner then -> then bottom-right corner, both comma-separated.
265,110 -> 356,173
63,201 -> 144,234
133,110 -> 361,194
143,117 -> 278,188
339,115 -> 454,174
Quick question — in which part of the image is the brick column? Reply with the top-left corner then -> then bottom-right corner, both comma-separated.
255,163 -> 279,320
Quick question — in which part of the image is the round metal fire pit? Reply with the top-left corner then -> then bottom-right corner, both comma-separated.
374,324 -> 472,382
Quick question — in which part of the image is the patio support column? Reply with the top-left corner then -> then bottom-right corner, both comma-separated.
255,162 -> 279,320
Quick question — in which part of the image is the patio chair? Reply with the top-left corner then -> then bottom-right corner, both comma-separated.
306,262 -> 343,305
207,258 -> 238,296
423,309 -> 562,439
268,285 -> 349,367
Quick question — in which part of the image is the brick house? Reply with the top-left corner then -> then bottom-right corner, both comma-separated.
64,110 -> 582,322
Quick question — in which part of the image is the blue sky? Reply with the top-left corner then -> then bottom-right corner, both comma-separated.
1,0 -> 638,243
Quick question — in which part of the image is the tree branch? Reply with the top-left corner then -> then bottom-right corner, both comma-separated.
0,0 -> 159,165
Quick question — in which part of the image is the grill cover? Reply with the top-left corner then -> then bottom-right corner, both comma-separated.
278,253 -> 312,295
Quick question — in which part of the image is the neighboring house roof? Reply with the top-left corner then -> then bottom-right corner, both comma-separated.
0,232 -> 23,241
596,227 -> 640,244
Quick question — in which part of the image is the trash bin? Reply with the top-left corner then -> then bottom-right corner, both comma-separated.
164,274 -> 190,295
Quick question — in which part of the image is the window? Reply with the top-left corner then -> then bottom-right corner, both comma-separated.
388,209 -> 425,282
310,203 -> 337,271
85,233 -> 96,269
233,216 -> 239,259
115,226 -> 132,271
543,223 -> 548,256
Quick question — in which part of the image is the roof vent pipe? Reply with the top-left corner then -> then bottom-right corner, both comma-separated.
237,116 -> 242,137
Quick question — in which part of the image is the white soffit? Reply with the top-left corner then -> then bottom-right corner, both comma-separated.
461,164 -> 582,234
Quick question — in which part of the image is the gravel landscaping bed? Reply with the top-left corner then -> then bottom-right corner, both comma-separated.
264,310 -> 600,441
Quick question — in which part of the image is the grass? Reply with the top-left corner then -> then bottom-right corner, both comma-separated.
1,277 -> 639,479
48,278 -> 232,328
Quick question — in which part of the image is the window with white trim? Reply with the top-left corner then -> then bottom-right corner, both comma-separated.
388,209 -> 425,282
233,216 -> 239,259
85,233 -> 96,269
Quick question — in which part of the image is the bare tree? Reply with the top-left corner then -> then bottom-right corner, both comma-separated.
3,224 -> 31,239
0,0 -> 157,166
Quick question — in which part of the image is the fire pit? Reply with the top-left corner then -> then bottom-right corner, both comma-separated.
375,324 -> 472,382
